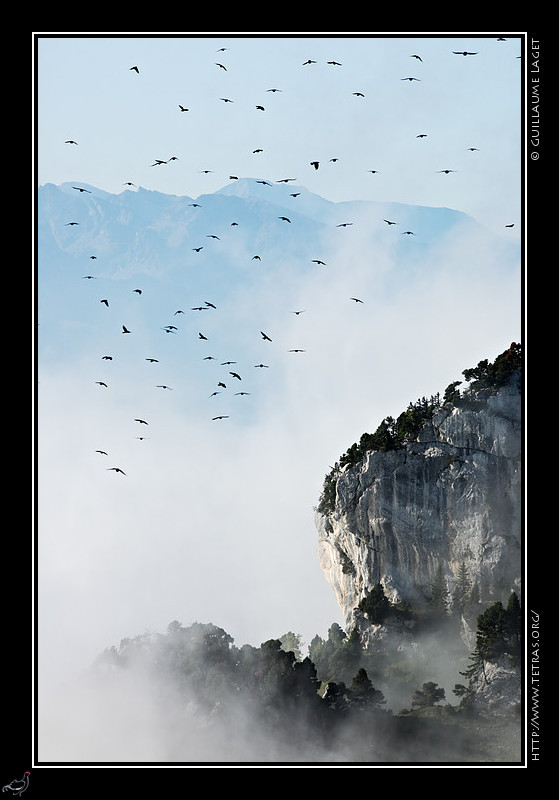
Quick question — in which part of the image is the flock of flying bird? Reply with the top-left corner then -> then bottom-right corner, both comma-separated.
56,39 -> 519,477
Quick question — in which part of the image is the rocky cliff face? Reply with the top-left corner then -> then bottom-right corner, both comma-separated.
315,374 -> 522,633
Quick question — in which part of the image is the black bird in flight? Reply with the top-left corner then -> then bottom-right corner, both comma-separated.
199,332 -> 208,340
82,275 -> 97,279
96,450 -> 108,455
278,216 -> 291,222
108,467 -> 126,474
401,77 -> 421,81
289,349 -> 306,353
193,247 -> 203,252
350,297 -> 363,303
130,66 -> 139,73
416,133 -> 428,138
213,416 -> 229,420
135,418 -> 148,424
122,325 -> 131,333
384,219 -> 398,225
401,231 -> 415,235
293,310 -> 306,315
73,186 -> 91,193
156,385 -> 172,390
235,391 -> 250,395
312,259 -> 326,265
310,161 -> 319,170
411,54 -> 422,61
230,372 -> 242,380
205,301 -> 216,309
216,62 -> 227,70
100,299 -> 109,307
221,361 -> 237,365
453,51 -> 477,56
179,105 -> 189,112
303,59 -> 316,65
260,331 -> 272,342
437,169 -> 457,174
95,381 -> 108,387
220,97 -> 233,103
267,88 -> 282,92
123,182 -> 136,187
255,363 -> 269,368
145,358 -> 159,363
505,223 -> 515,228
65,222 -> 79,226
65,140 -> 78,144
353,92 -> 365,97
218,382 -> 227,388
102,355 -> 113,360
256,105 -> 265,111
133,288 -> 142,294
337,222 -> 353,227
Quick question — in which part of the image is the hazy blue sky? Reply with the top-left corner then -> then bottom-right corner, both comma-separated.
36,33 -> 524,235
35,33 -> 525,710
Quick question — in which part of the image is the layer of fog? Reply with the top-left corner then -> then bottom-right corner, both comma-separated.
36,205 -> 521,762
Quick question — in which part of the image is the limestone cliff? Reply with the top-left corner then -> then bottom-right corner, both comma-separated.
315,357 -> 522,634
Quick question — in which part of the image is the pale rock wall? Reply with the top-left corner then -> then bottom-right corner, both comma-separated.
315,378 -> 522,631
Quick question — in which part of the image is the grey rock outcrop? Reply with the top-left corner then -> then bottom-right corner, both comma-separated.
315,374 -> 522,632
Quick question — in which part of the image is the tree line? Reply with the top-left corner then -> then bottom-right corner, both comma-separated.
318,343 -> 521,514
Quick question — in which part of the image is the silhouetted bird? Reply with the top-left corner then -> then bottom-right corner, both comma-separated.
303,59 -> 316,65
261,331 -> 272,342
254,363 -> 269,368
384,219 -> 398,225
336,223 -> 353,227
213,416 -> 229,420
73,186 -> 91,193
411,54 -> 423,61
100,299 -> 109,307
216,62 -> 227,70
279,216 -> 291,222
135,419 -> 148,424
133,288 -> 142,294
199,333 -> 208,340
65,140 -> 78,144
401,231 -> 415,235
122,325 -> 131,333
179,105 -> 189,111
95,381 -> 108,387
65,222 -> 79,226
310,161 -> 319,170
108,467 -> 126,474
102,355 -> 113,360
312,259 -> 326,265
350,297 -> 363,303
130,66 -> 139,73
230,372 -> 242,380
453,51 -> 477,56
401,77 -> 421,81
95,450 -> 108,455
256,105 -> 265,111
437,169 -> 457,174
353,92 -> 365,97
